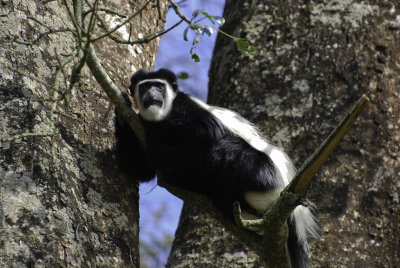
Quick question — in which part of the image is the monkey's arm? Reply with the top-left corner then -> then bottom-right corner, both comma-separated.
115,92 -> 156,182
207,135 -> 278,192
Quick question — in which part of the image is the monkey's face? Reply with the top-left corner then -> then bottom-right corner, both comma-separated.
134,79 -> 176,122
139,81 -> 165,110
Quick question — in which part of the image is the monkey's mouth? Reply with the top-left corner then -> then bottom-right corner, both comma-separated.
143,99 -> 163,109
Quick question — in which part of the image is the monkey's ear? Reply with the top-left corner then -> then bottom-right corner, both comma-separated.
130,69 -> 148,93
157,68 -> 179,92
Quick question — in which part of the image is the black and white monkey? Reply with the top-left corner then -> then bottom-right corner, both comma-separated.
115,68 -> 319,267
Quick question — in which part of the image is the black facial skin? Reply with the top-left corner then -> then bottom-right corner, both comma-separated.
139,82 -> 166,109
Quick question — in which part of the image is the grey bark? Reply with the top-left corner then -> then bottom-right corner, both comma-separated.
0,0 -> 168,266
168,0 -> 400,267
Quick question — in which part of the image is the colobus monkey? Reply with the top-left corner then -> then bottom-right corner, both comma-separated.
115,68 -> 319,267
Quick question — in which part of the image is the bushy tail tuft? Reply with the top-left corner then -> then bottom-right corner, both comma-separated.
288,205 -> 319,268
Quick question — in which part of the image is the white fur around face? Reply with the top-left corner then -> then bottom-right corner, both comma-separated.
135,79 -> 176,122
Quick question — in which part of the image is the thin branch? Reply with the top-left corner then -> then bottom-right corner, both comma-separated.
1,29 -> 73,46
83,0 -> 127,19
98,18 -> 184,45
54,47 -> 69,88
62,0 -> 83,38
91,2 -> 183,46
55,110 -> 79,121
85,44 -> 145,145
28,16 -> 55,31
89,0 -> 152,42
155,0 -> 165,22
83,7 -> 127,19
7,66 -> 50,88
1,132 -> 53,142
169,0 -> 192,24
65,45 -> 89,103
86,0 -> 99,36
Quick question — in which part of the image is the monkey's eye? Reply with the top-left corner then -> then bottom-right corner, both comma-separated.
154,82 -> 166,92
138,83 -> 151,91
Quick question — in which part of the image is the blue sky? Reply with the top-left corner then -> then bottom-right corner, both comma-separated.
139,0 -> 225,266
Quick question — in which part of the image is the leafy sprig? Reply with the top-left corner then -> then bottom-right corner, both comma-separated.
183,8 -> 256,62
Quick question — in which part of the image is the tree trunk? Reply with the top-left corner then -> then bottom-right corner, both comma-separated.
168,0 -> 400,266
0,0 -> 167,266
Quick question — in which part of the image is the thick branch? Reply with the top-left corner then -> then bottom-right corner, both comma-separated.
288,95 -> 370,194
157,177 -> 265,254
158,95 -> 369,266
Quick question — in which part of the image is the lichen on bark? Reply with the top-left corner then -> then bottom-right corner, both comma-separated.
0,0 -> 169,266
169,0 -> 400,266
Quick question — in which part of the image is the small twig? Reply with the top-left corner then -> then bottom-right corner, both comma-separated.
84,0 -> 99,39
101,18 -> 184,45
62,0 -> 83,38
65,47 -> 88,103
28,16 -> 55,31
83,7 -> 127,18
90,0 -> 152,42
92,4 -> 183,46
55,110 -> 79,121
54,47 -> 69,87
169,0 -> 192,24
1,29 -> 73,46
7,66 -> 50,88
31,97 -> 63,103
1,132 -> 54,142
155,0 -> 164,22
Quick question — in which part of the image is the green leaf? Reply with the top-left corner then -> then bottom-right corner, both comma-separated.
236,38 -> 250,50
203,26 -> 216,37
214,16 -> 225,26
178,72 -> 189,79
189,22 -> 204,32
202,11 -> 215,24
192,9 -> 204,18
183,26 -> 189,41
191,53 -> 200,62
236,38 -> 257,55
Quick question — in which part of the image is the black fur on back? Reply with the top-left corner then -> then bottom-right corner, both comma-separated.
129,69 -> 178,93
138,92 -> 277,216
